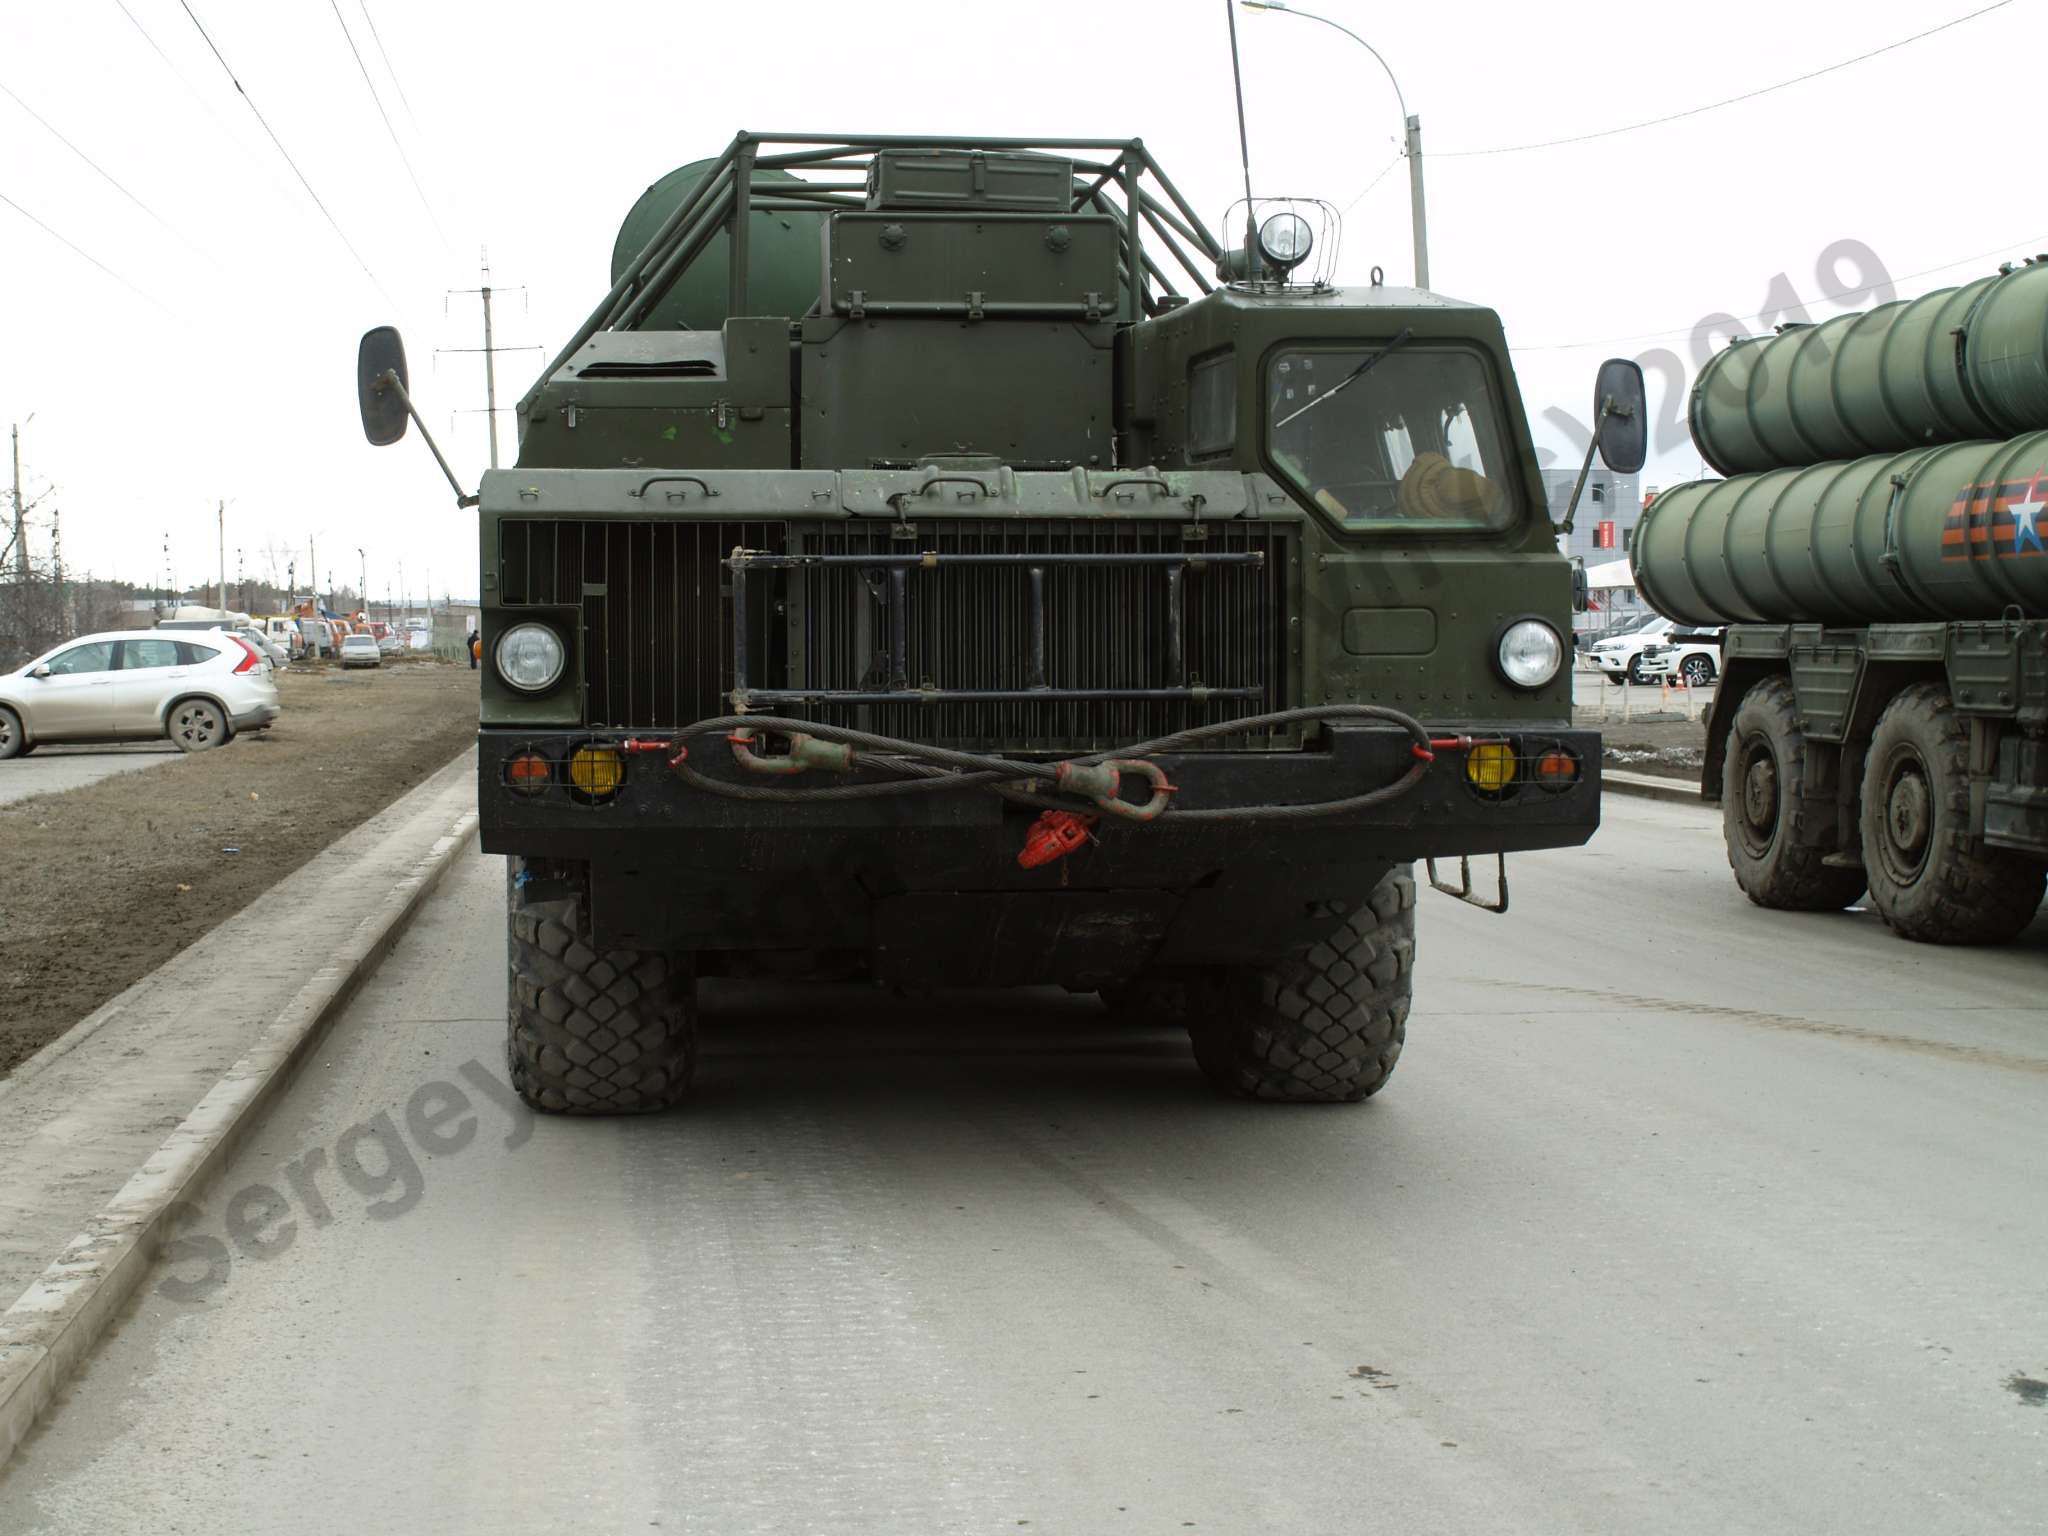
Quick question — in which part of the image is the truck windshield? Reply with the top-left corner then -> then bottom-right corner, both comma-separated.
1266,345 -> 1517,531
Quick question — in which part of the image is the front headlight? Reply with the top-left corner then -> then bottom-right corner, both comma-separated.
496,623 -> 566,693
1497,619 -> 1563,689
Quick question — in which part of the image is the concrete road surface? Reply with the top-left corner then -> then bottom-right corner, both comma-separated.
0,743 -> 184,806
3,796 -> 2044,1533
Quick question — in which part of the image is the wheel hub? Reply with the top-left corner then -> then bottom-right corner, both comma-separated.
1886,769 -> 1932,864
1741,749 -> 1779,838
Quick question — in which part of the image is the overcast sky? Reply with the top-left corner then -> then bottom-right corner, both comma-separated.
1,0 -> 2037,600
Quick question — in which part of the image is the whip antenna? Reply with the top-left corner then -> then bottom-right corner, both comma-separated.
1224,0 -> 1261,276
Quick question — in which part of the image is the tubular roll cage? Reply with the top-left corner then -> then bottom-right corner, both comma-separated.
725,545 -> 1270,712
525,132 -> 1230,413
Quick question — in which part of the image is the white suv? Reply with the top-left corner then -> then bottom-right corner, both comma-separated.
1636,627 -> 1724,688
1584,615 -> 1684,684
0,629 -> 281,757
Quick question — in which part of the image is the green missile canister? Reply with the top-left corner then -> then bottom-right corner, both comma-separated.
1632,430 -> 2048,626
1688,262 -> 2048,476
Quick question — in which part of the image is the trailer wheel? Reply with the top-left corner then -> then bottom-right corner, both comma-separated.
1721,676 -> 1864,911
1186,866 -> 1414,1104
506,862 -> 696,1114
1859,684 -> 2045,945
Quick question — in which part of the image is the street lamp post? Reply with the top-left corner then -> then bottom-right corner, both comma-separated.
1240,1 -> 1429,289
357,548 -> 367,619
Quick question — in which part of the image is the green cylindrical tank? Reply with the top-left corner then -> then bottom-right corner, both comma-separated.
611,159 -> 827,329
1632,430 -> 2048,626
1688,262 -> 2048,475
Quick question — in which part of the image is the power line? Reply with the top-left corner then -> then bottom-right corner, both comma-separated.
0,188 -> 168,311
355,2 -> 422,131
1338,149 -> 1404,216
1514,232 -> 2048,353
324,0 -> 451,254
1438,0 -> 2016,158
173,0 -> 397,308
0,77 -> 213,264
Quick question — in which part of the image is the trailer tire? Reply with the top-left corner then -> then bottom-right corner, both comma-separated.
1860,683 -> 2046,945
507,868 -> 696,1114
1722,676 -> 1864,912
1186,866 -> 1414,1103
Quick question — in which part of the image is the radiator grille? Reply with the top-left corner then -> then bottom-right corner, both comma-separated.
498,519 -> 783,727
787,520 -> 1291,749
499,517 -> 1292,748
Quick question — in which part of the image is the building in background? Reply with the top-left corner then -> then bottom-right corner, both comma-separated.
1547,470 -> 1652,635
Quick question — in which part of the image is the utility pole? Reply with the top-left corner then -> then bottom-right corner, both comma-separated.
10,420 -> 26,583
217,499 -> 225,611
1405,114 -> 1429,290
310,535 -> 317,611
445,250 -> 537,470
358,547 -> 367,616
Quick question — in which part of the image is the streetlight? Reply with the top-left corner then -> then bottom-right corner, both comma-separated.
1239,0 -> 1429,288
356,547 -> 367,618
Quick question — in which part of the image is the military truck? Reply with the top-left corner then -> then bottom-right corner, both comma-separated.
1633,259 -> 2048,944
357,132 -> 1639,1113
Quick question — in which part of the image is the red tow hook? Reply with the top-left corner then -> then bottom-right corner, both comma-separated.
620,737 -> 689,770
1414,735 -> 1477,763
1018,810 -> 1097,870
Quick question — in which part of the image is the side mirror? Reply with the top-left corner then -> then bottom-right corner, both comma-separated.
357,326 -> 411,447
1571,561 -> 1589,614
1593,357 -> 1647,474
29,664 -> 50,679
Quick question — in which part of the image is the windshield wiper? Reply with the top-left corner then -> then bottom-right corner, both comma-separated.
1273,327 -> 1414,430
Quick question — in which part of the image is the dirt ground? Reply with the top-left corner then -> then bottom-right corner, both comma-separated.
1600,717 -> 1709,781
0,660 -> 477,1077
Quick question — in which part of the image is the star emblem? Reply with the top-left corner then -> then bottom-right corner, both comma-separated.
2014,469 -> 2048,556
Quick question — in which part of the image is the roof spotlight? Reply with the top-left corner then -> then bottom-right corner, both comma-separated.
1257,211 -> 1314,272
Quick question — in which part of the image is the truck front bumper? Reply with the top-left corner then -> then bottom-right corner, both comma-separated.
477,724 -> 1600,970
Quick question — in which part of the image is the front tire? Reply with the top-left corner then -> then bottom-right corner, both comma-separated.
1186,866 -> 1415,1103
507,863 -> 697,1113
1721,677 -> 1864,911
1859,684 -> 2045,945
1680,654 -> 1717,687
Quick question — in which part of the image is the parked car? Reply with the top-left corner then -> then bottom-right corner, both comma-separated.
339,633 -> 383,669
0,629 -> 280,757
1636,627 -> 1724,687
1583,614 -> 1690,683
1575,610 -> 1659,652
233,625 -> 290,670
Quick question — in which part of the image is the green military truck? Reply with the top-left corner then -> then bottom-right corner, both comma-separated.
358,132 -> 1639,1113
1634,259 -> 2048,944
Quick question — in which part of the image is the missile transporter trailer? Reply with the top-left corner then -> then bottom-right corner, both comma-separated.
1635,259 -> 2048,944
359,133 -> 1637,1113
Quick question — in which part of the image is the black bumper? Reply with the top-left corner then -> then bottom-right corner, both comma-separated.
478,725 -> 1599,971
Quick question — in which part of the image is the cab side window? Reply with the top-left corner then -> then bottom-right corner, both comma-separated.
1187,351 -> 1236,458
120,639 -> 184,669
44,642 -> 117,676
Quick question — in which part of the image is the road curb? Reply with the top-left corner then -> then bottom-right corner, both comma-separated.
1604,768 -> 1706,807
0,806 -> 479,1470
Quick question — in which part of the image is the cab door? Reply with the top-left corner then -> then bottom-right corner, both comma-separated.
111,637 -> 193,735
24,640 -> 119,740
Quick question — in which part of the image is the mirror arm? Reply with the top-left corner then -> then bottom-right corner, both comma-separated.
1556,395 -> 1617,537
375,369 -> 480,510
